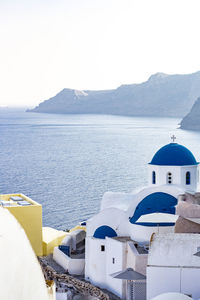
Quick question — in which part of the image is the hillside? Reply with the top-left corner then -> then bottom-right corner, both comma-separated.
180,97 -> 200,130
27,71 -> 200,117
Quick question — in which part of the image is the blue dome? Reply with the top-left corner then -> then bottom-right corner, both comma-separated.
150,143 -> 198,166
93,226 -> 117,239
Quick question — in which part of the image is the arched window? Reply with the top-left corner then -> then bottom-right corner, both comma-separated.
186,171 -> 191,185
167,172 -> 172,184
152,171 -> 156,184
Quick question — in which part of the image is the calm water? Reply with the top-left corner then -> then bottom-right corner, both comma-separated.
1,111 -> 200,229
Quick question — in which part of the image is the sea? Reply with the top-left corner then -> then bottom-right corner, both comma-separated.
1,111 -> 200,230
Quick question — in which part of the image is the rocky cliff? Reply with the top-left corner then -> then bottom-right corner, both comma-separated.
180,97 -> 200,130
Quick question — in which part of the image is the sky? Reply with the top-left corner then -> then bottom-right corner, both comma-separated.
1,0 -> 200,107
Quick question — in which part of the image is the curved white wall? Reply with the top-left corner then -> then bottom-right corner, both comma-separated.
129,222 -> 174,243
0,208 -> 48,300
86,207 -> 128,237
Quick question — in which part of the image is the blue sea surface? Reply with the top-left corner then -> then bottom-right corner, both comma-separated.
1,111 -> 200,229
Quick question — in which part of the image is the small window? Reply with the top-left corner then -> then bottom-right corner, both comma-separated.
152,171 -> 156,184
112,258 -> 115,264
186,171 -> 191,185
101,245 -> 105,252
167,172 -> 172,184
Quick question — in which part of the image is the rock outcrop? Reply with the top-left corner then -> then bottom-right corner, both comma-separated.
180,97 -> 200,130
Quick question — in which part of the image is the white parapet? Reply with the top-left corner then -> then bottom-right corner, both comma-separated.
53,247 -> 85,275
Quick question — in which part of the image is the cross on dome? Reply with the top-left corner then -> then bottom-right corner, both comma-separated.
171,135 -> 176,143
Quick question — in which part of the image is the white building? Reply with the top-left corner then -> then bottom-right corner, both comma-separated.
85,141 -> 199,298
147,233 -> 200,300
85,235 -> 148,299
53,229 -> 86,275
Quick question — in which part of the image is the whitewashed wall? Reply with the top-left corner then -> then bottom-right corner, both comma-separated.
147,267 -> 181,300
105,238 -> 126,299
147,267 -> 200,300
148,164 -> 198,192
129,222 -> 174,244
85,237 -> 107,288
147,234 -> 200,300
53,247 -> 85,275
180,166 -> 198,192
127,242 -> 148,275
181,268 -> 200,299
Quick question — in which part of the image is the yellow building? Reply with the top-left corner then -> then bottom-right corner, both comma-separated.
42,227 -> 67,256
0,193 -> 43,256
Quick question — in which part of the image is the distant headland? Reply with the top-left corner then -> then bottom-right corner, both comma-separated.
27,71 -> 200,127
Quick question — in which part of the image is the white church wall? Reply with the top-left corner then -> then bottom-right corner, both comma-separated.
147,267 -> 200,300
128,223 -> 173,243
85,237 -> 107,288
148,164 -> 198,192
147,267 -> 181,300
181,268 -> 200,300
148,165 -> 181,187
129,223 -> 157,243
106,238 -> 126,299
148,234 -> 200,268
181,166 -> 198,192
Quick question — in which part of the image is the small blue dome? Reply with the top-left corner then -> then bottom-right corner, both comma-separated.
93,225 -> 117,239
150,143 -> 198,166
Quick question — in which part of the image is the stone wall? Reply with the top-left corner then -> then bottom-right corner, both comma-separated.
38,257 -> 120,300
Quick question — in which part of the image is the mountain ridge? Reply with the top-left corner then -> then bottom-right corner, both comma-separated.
27,71 -> 200,118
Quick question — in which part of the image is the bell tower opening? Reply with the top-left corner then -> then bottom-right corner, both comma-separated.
152,171 -> 156,184
167,172 -> 172,184
186,171 -> 191,185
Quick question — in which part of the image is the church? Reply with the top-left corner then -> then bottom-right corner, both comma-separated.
85,138 -> 199,299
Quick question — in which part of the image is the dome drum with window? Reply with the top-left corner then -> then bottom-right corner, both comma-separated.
148,143 -> 199,192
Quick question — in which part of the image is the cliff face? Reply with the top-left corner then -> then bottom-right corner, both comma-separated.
180,97 -> 200,130
28,71 -> 200,117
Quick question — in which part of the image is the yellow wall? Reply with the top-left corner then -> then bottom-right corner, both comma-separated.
42,227 -> 67,256
69,225 -> 86,232
0,194 -> 43,256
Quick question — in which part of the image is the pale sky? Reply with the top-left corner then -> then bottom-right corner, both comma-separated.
1,0 -> 200,107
